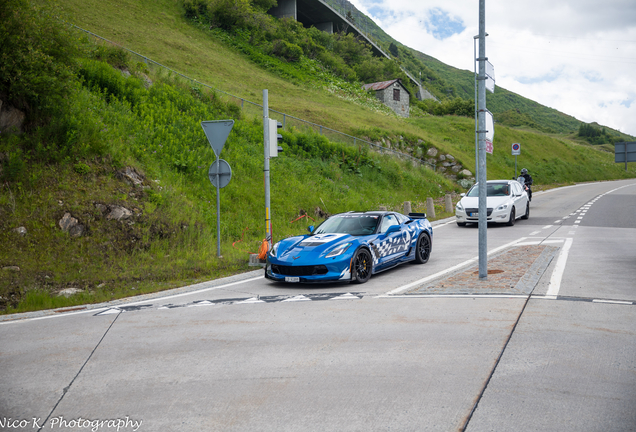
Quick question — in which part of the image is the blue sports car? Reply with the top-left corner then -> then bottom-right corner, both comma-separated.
265,211 -> 433,284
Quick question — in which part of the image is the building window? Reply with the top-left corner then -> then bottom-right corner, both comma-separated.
393,88 -> 400,101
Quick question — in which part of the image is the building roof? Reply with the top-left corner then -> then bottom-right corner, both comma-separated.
362,79 -> 410,94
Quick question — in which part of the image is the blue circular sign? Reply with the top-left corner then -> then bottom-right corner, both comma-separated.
512,143 -> 520,151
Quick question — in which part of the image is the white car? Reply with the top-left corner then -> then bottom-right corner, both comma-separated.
455,180 -> 529,226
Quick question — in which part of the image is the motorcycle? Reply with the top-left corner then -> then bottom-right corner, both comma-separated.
515,176 -> 532,202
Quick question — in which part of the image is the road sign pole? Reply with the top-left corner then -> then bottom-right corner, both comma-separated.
216,156 -> 221,257
515,155 -> 517,178
477,0 -> 487,279
201,120 -> 234,259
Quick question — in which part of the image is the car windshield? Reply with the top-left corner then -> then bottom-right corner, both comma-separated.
313,214 -> 380,236
467,183 -> 510,197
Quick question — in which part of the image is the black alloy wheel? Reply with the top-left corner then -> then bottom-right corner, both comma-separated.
415,233 -> 431,264
507,207 -> 516,226
352,248 -> 372,284
521,203 -> 530,220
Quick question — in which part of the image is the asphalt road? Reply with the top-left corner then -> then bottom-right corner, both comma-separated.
1,179 -> 635,432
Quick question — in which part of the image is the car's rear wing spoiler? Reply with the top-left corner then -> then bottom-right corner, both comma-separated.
408,212 -> 427,220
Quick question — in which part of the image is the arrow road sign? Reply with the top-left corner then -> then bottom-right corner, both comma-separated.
201,120 -> 234,157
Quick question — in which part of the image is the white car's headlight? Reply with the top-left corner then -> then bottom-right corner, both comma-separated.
497,204 -> 509,211
269,242 -> 280,257
456,202 -> 464,211
326,243 -> 351,258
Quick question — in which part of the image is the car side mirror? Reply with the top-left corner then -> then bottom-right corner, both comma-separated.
460,193 -> 466,197
385,225 -> 400,235
307,225 -> 314,233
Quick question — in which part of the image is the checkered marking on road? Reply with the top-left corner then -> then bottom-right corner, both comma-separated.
93,293 -> 364,316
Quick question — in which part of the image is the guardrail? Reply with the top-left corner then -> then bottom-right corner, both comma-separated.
72,25 -> 435,170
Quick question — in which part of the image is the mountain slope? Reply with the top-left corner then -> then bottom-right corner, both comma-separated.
326,0 -> 633,140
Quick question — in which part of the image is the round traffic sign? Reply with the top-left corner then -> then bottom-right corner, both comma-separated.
511,143 -> 521,155
208,159 -> 232,188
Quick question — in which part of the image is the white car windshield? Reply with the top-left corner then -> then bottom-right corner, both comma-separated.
467,183 -> 511,197
313,215 -> 380,236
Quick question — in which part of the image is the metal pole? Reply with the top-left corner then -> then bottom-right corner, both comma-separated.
474,35 -> 479,179
263,90 -> 272,250
626,144 -> 628,171
216,157 -> 221,257
477,0 -> 488,279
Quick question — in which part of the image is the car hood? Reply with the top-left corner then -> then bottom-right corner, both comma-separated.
459,196 -> 511,208
274,233 -> 355,262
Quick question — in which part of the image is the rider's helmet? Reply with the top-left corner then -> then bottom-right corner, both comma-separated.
521,168 -> 528,175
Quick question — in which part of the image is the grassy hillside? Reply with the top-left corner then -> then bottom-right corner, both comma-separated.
329,0 -> 634,141
1,0 -> 634,314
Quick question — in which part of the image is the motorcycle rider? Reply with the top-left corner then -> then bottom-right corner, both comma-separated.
519,168 -> 533,201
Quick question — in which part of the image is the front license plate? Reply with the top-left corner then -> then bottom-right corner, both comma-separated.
471,212 -> 478,217
285,277 -> 300,283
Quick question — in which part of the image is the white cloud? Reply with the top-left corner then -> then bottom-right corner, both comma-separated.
350,0 -> 636,136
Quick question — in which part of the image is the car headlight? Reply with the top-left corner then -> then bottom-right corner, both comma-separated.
456,202 -> 464,211
269,242 -> 279,257
497,204 -> 509,211
325,243 -> 351,258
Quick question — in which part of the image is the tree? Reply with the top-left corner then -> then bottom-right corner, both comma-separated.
389,42 -> 398,58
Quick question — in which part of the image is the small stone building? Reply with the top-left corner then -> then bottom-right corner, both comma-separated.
363,79 -> 410,118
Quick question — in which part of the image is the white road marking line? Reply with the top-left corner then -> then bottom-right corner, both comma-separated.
433,220 -> 456,229
593,299 -> 633,305
545,238 -> 573,297
386,294 -> 529,299
575,220 -> 581,224
331,293 -> 362,300
282,295 -> 311,302
543,225 -> 553,229
529,231 -> 541,236
235,297 -> 266,304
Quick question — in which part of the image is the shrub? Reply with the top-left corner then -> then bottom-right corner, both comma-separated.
73,163 -> 91,175
0,0 -> 79,124
272,39 -> 303,62
77,58 -> 147,107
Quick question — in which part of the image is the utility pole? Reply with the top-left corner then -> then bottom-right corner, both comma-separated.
263,90 -> 272,251
477,0 -> 488,278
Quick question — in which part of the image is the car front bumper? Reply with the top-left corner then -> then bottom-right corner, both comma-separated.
265,258 -> 353,283
455,207 -> 510,224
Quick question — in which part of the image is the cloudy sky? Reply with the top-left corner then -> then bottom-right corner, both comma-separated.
349,0 -> 636,137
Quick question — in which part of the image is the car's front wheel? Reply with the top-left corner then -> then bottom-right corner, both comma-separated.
414,232 -> 431,264
507,207 -> 516,226
352,248 -> 372,284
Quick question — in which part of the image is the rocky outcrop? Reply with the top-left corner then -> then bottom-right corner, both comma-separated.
59,213 -> 85,237
115,166 -> 145,186
0,99 -> 26,134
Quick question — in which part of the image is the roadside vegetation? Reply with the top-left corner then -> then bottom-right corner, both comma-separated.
1,0 -> 634,314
